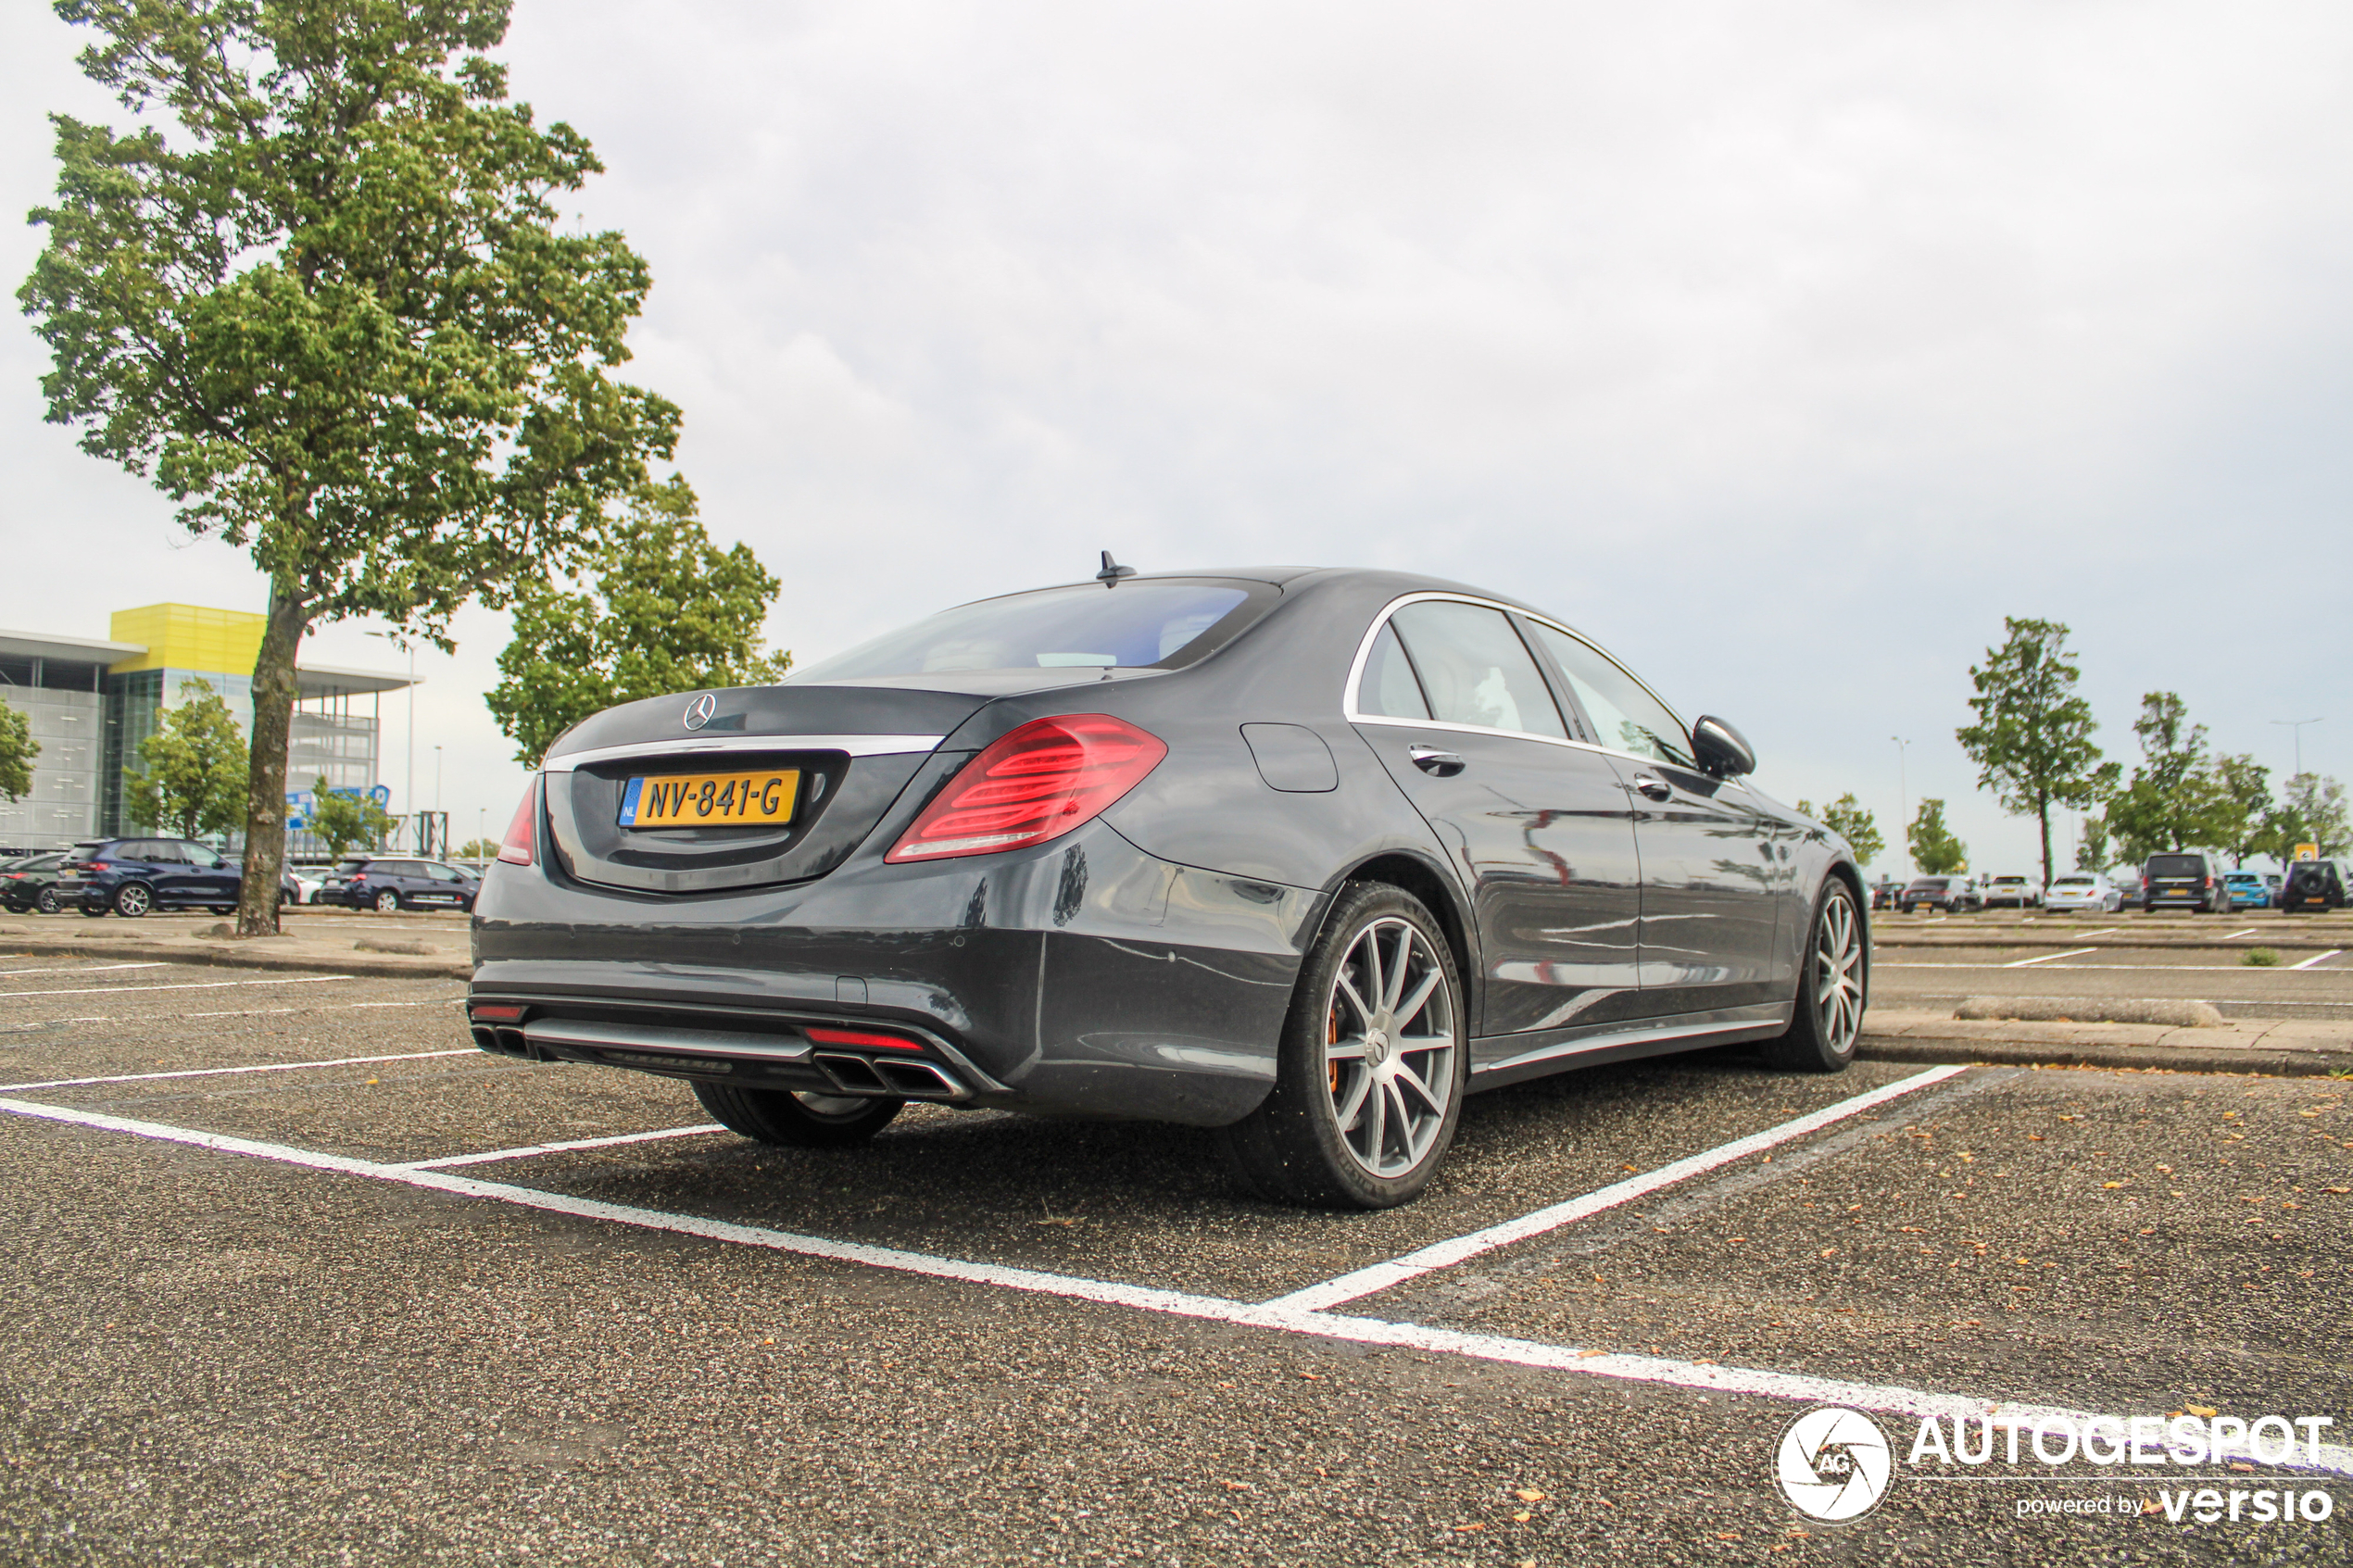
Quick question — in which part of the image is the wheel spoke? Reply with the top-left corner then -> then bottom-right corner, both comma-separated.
1383,1082 -> 1418,1164
1359,929 -> 1386,1023
1334,1069 -> 1373,1131
1392,968 -> 1443,1033
1391,1059 -> 1441,1114
1381,924 -> 1413,1015
1333,972 -> 1375,1034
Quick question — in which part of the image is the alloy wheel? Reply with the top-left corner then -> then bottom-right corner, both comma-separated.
114,883 -> 151,918
1321,916 -> 1458,1180
1813,890 -> 1864,1054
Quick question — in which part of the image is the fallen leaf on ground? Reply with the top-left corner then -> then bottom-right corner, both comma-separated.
1515,1488 -> 1548,1502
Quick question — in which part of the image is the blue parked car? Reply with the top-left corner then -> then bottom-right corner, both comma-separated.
58,836 -> 297,917
2221,870 -> 2272,909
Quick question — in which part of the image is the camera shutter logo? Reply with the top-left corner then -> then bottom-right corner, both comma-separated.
683,693 -> 717,731
1775,1406 -> 1893,1522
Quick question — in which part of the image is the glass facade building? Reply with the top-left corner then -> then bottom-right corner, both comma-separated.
0,606 -> 411,854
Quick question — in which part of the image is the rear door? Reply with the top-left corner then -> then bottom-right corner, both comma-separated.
1522,622 -> 1788,1013
1349,601 -> 1643,1036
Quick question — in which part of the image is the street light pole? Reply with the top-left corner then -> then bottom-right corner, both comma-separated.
2271,717 -> 2323,779
1892,736 -> 1912,869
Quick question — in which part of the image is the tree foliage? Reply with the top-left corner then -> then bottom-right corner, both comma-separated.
2103,693 -> 2235,859
21,0 -> 678,933
2075,813 -> 2111,873
123,677 -> 246,838
452,836 -> 499,860
2271,773 -> 2351,861
2208,753 -> 2274,869
1799,794 -> 1885,866
1953,618 -> 2117,890
486,476 -> 791,763
1907,797 -> 1967,875
0,699 -> 36,802
307,778 -> 397,859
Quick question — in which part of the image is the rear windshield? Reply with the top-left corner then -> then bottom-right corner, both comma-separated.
786,580 -> 1270,683
1992,876 -> 2024,884
2051,877 -> 2092,886
1907,878 -> 1949,890
2288,861 -> 2340,884
335,858 -> 371,873
2146,854 -> 2205,877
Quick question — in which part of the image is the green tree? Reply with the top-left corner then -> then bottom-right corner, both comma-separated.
486,476 -> 791,763
2208,754 -> 2274,868
1907,797 -> 1968,874
307,779 -> 397,860
1954,618 -> 2118,891
2272,773 -> 2351,860
122,677 -> 245,838
0,698 -> 36,802
21,0 -> 679,935
453,836 -> 499,860
1799,794 -> 1885,866
2075,812 -> 2110,872
2103,693 -> 2234,857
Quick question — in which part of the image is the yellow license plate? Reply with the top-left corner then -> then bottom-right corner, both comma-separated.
620,769 -> 799,827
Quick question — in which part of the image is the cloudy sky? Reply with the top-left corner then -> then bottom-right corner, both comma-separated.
4,0 -> 2348,872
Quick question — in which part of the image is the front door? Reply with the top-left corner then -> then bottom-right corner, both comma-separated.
1522,622 -> 1787,1015
1352,604 -> 1643,1036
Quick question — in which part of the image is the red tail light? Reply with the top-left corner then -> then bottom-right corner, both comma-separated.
806,1026 -> 924,1052
886,714 -> 1167,863
497,780 -> 539,867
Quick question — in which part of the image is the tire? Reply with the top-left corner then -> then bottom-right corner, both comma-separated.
1762,879 -> 1865,1073
210,905 -> 234,915
80,902 -> 107,918
1218,883 -> 1467,1210
36,887 -> 61,915
691,1081 -> 902,1148
372,888 -> 401,913
112,883 -> 153,918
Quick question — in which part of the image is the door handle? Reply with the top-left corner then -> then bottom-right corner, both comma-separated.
1630,774 -> 1673,801
1409,745 -> 1466,777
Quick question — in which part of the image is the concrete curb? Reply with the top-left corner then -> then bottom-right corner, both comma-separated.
1859,1035 -> 2352,1078
1859,1007 -> 2353,1079
0,933 -> 468,982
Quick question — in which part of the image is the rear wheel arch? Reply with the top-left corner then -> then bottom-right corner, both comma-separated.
1330,852 -> 1477,1019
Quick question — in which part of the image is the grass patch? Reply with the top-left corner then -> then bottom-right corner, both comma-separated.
2243,947 -> 2282,967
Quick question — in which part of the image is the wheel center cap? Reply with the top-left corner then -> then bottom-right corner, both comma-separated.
1365,1030 -> 1390,1065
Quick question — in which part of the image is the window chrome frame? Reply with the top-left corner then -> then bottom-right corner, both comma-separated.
541,734 -> 946,773
1340,591 -> 1696,771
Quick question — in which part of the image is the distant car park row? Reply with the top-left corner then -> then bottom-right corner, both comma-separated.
1869,855 -> 2351,915
0,840 -> 481,916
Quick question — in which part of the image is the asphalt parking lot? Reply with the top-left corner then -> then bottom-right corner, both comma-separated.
2,943 -> 2347,1564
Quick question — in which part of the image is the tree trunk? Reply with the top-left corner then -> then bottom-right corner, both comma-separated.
235,587 -> 308,936
2036,793 -> 2053,894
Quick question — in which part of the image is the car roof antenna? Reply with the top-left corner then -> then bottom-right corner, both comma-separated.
1096,550 -> 1137,586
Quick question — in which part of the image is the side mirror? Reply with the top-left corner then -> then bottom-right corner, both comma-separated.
1692,714 -> 1756,777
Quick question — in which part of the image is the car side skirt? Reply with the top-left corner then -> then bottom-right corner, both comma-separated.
1467,1002 -> 1795,1092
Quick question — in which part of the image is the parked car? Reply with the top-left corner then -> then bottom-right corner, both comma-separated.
467,565 -> 1871,1209
59,837 -> 252,917
317,856 -> 481,912
2221,870 -> 2272,909
1869,875 -> 1904,910
2043,872 -> 2122,913
1899,875 -> 1979,914
1982,874 -> 2041,909
2143,850 -> 2229,913
0,851 -> 74,914
286,868 -> 325,905
2279,859 -> 2348,912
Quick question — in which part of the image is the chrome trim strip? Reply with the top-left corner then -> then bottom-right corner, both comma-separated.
522,1018 -> 815,1061
1470,1011 -> 1790,1078
542,734 -> 947,772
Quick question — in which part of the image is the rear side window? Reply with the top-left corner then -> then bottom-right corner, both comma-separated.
787,581 -> 1266,682
1356,623 -> 1431,720
1385,603 -> 1567,739
1523,623 -> 1696,769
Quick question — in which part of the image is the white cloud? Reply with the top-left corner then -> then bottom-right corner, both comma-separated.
3,0 -> 2348,872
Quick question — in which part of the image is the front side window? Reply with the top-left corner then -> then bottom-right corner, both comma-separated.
1524,623 -> 1696,769
786,581 -> 1266,683
1383,602 -> 1566,739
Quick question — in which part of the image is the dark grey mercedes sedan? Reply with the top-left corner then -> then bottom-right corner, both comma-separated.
469,564 -> 1869,1207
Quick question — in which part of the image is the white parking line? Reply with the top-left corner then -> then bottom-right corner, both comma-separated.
0,973 -> 356,998
3,1091 -> 2345,1478
0,962 -> 170,978
1882,961 -> 2352,973
1267,1065 -> 1969,1312
2001,947 -> 2098,969
2074,928 -> 2120,937
2290,948 -> 2344,971
401,1124 -> 727,1170
0,1048 -> 475,1094
2222,929 -> 2259,940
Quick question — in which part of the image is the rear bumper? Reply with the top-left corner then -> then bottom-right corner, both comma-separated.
468,819 -> 1325,1127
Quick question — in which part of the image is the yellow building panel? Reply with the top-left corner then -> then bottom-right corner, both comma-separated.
107,604 -> 267,678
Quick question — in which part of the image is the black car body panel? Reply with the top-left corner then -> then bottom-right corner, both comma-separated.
2281,859 -> 2347,910
471,567 -> 1866,1126
2144,851 -> 2225,911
